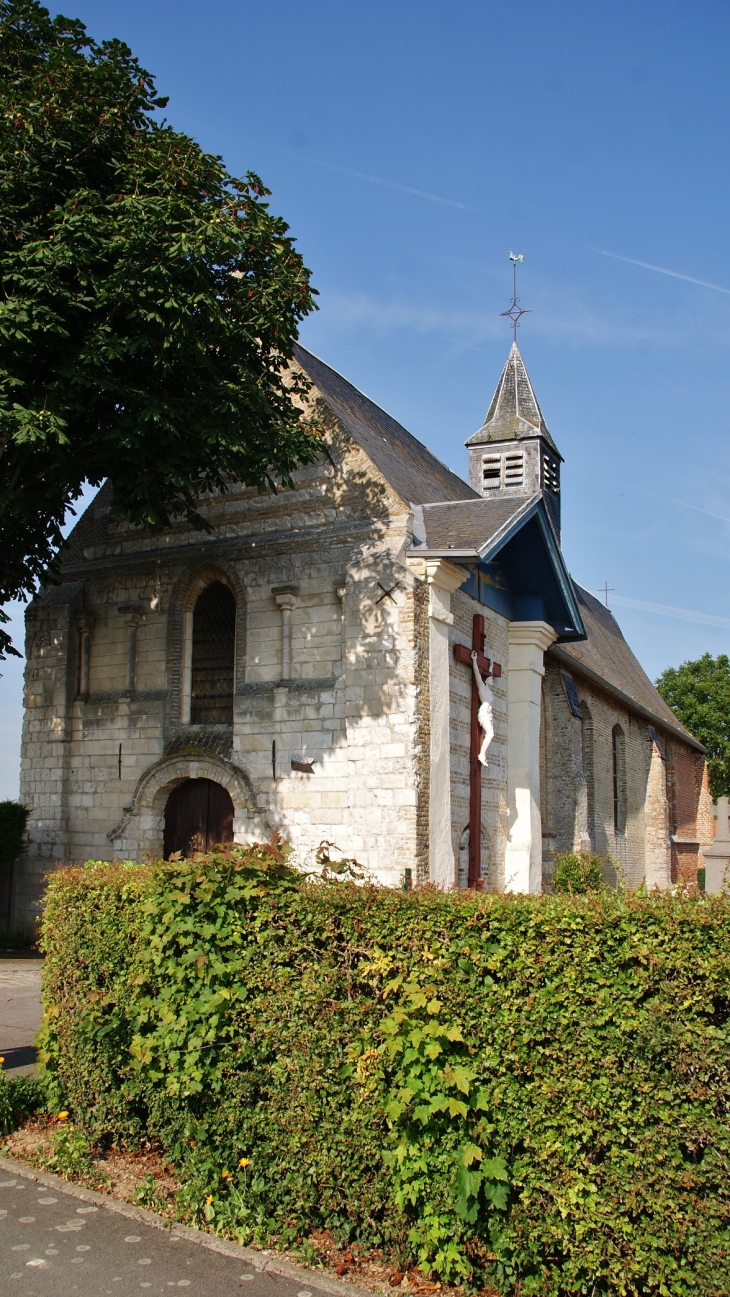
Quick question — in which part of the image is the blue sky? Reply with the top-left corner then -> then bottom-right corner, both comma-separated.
2,0 -> 730,797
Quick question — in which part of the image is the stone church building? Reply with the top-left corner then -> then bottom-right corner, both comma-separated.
15,340 -> 712,927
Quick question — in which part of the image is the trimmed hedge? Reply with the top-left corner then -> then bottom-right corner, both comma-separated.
38,847 -> 730,1296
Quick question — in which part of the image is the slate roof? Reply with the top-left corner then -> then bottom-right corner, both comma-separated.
60,482 -> 115,567
466,341 -> 560,456
553,584 -> 703,750
294,343 -> 477,506
412,494 -> 539,556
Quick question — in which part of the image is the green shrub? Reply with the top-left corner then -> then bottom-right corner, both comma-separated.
134,1171 -> 167,1212
0,1066 -> 45,1135
38,845 -> 730,1296
46,1121 -> 107,1185
551,850 -> 607,894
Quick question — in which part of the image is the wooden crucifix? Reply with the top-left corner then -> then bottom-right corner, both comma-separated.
453,614 -> 502,888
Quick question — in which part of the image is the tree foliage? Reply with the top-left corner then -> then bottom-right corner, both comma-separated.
0,0 -> 319,654
656,653 -> 730,798
0,799 -> 28,860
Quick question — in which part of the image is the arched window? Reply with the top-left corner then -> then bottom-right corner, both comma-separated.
581,700 -> 595,842
612,724 -> 627,835
190,582 -> 236,724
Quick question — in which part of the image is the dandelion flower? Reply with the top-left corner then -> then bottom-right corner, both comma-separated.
0,1056 -> 4,1065
238,1158 -> 250,1168
57,1111 -> 69,1120
206,1195 -> 214,1205
221,1170 -> 231,1179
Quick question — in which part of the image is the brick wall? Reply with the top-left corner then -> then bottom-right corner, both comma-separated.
666,741 -> 714,885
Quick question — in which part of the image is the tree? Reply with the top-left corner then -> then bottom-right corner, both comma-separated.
0,0 -> 320,656
655,653 -> 730,798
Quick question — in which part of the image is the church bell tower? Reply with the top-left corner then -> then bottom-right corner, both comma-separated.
465,340 -> 562,541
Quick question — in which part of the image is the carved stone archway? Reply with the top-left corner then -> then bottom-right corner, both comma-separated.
108,753 -> 267,860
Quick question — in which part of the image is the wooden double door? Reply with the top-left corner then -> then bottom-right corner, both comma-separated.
163,778 -> 234,859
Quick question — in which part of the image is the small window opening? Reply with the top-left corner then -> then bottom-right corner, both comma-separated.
543,455 -> 560,494
612,724 -> 627,835
482,454 -> 501,488
561,674 -> 583,718
581,700 -> 595,842
504,451 -> 524,486
190,581 -> 236,724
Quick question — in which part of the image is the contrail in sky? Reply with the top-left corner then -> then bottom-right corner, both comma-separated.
259,142 -> 477,211
330,163 -> 476,210
440,334 -> 491,354
616,480 -> 730,525
597,249 -> 730,295
611,594 -> 730,631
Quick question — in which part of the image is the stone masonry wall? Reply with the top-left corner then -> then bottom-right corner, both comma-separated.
16,418 -> 425,928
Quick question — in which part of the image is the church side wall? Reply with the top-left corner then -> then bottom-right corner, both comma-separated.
541,658 -> 706,891
542,661 -> 652,889
540,664 -> 589,873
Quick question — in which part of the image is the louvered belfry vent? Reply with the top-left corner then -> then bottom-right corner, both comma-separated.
504,451 -> 524,486
482,454 -> 501,487
190,581 -> 236,725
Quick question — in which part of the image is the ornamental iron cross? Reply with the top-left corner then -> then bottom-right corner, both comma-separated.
500,251 -> 530,341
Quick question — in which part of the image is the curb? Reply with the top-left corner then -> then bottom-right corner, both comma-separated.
0,1154 -> 383,1297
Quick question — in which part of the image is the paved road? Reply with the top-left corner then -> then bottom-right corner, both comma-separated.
0,960 -> 42,1075
0,1169 -> 326,1297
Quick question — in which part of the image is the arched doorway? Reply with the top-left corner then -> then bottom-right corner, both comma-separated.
163,778 -> 234,859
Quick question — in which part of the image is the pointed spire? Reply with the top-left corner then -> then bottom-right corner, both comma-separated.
466,341 -> 560,456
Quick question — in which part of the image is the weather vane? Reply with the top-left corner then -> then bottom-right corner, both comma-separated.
501,251 -> 530,341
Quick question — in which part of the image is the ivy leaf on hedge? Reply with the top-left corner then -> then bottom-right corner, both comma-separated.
481,1156 -> 508,1181
460,1142 -> 483,1166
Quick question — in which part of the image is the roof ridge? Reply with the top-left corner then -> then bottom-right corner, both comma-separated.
422,490 -> 541,512
294,342 -> 392,415
293,341 -> 478,506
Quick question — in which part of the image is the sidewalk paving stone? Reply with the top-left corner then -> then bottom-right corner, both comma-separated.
0,1158 -> 378,1297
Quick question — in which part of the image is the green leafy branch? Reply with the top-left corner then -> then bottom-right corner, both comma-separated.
379,980 -> 508,1281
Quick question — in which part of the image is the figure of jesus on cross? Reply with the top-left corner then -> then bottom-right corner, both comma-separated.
453,614 -> 501,887
471,650 -> 494,765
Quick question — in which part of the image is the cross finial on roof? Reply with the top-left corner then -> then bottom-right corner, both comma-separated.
500,252 -> 530,341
